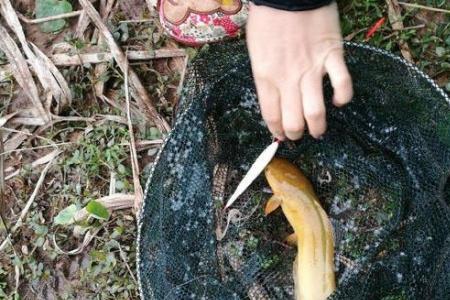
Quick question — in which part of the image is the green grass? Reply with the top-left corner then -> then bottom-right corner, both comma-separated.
340,0 -> 450,91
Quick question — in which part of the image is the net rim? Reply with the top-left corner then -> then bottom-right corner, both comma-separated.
136,41 -> 450,300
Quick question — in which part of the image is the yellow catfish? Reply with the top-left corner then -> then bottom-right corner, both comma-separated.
264,158 -> 335,300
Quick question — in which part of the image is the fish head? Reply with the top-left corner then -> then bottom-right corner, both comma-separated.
265,158 -> 315,196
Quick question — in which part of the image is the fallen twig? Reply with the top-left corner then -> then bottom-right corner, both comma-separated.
94,0 -> 117,96
51,49 -> 186,65
75,10 -> 92,39
124,67 -> 144,211
0,49 -> 186,82
109,172 -> 117,195
18,10 -> 83,24
118,19 -> 154,24
79,0 -> 171,133
10,117 -> 51,126
119,139 -> 163,150
344,28 -> 367,41
0,129 -> 10,245
398,2 -> 450,14
118,243 -> 138,284
398,24 -> 426,31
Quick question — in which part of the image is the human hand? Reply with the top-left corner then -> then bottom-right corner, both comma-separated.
246,2 -> 353,140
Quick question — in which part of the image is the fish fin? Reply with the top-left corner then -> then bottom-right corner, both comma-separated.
284,233 -> 298,246
264,196 -> 281,215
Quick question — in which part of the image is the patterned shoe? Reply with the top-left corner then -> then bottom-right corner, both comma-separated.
157,0 -> 249,46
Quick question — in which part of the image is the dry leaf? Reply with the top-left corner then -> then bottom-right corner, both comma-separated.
31,43 -> 72,110
0,24 -> 48,124
0,112 -> 18,128
386,0 -> 414,62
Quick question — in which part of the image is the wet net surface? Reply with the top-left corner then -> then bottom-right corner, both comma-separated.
137,41 -> 450,300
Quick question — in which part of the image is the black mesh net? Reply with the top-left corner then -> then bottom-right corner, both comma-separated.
137,41 -> 450,300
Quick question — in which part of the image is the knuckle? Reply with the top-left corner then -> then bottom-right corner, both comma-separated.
264,115 -> 281,127
313,127 -> 326,137
254,70 -> 271,81
286,131 -> 303,141
305,109 -> 325,122
334,73 -> 352,88
253,65 -> 279,81
334,85 -> 354,105
284,122 -> 305,135
285,74 -> 303,86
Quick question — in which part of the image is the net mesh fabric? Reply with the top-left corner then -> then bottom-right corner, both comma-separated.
137,41 -> 450,300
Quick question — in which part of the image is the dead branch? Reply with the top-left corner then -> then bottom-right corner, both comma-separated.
18,10 -> 83,24
0,49 -> 186,82
398,2 -> 450,14
124,69 -> 144,211
51,49 -> 186,65
75,10 -> 92,39
94,0 -> 117,96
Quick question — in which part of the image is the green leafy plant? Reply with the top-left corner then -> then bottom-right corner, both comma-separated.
54,204 -> 78,225
36,0 -> 73,33
86,200 -> 110,220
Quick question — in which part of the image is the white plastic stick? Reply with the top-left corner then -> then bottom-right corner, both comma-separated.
225,141 -> 279,209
